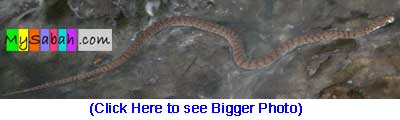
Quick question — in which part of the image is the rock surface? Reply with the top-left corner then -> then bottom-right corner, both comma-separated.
0,0 -> 399,98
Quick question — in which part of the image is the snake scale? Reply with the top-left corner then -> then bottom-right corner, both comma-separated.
2,16 -> 395,96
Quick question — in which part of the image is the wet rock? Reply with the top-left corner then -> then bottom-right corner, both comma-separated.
1,0 -> 400,98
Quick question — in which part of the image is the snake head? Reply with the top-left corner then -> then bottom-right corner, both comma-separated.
379,16 -> 395,27
383,16 -> 395,24
371,16 -> 395,31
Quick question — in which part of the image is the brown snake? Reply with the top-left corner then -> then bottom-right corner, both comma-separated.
2,16 -> 395,96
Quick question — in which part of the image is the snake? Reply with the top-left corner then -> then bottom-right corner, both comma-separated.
2,15 -> 395,96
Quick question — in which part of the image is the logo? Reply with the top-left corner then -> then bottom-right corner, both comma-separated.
5,29 -> 112,52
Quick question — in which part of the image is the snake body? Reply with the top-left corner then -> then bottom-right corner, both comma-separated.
2,16 -> 395,96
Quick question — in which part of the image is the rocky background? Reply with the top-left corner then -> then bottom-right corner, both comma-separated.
0,0 -> 400,98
